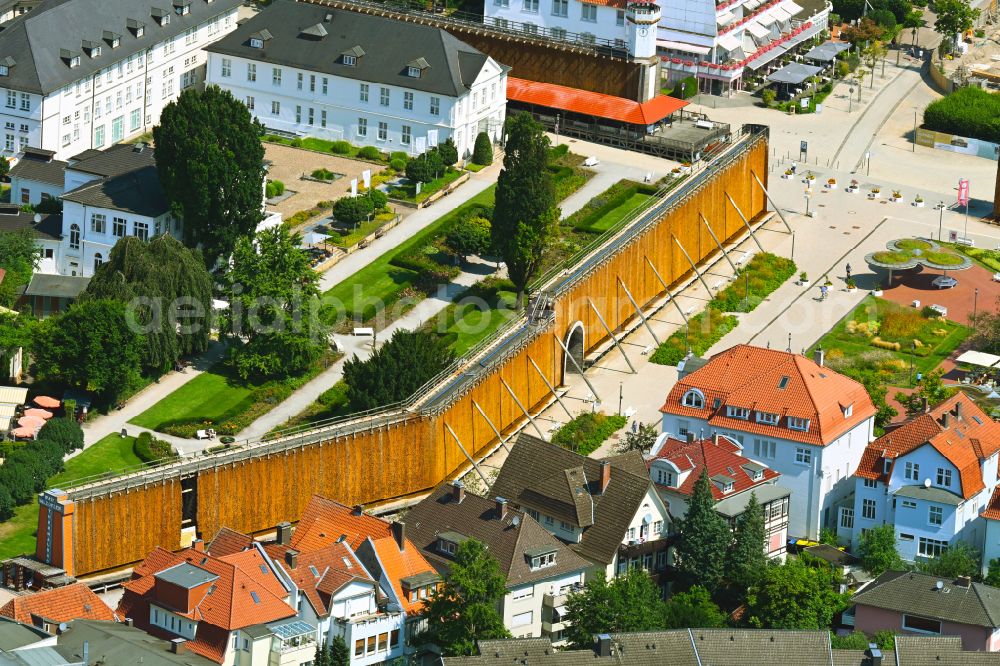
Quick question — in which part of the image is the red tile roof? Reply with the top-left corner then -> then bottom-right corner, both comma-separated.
506,77 -> 688,126
661,344 -> 876,446
206,527 -> 254,558
265,542 -> 374,618
648,435 -> 780,500
855,394 -> 1000,500
291,496 -> 437,615
0,583 -> 117,625
117,546 -> 296,664
982,487 -> 1000,521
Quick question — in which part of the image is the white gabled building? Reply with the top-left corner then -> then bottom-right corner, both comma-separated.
0,0 -> 241,161
660,345 -> 876,540
844,394 -> 1000,572
205,0 -> 508,159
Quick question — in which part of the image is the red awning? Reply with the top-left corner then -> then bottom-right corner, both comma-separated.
506,78 -> 688,126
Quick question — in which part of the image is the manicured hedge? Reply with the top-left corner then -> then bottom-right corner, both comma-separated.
923,87 -> 1000,144
649,308 -> 738,366
133,431 -> 177,463
563,180 -> 657,233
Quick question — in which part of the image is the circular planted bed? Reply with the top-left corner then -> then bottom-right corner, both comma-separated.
892,238 -> 934,252
865,238 -> 972,287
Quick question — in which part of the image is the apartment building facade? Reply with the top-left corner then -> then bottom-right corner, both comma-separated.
0,0 -> 240,161
205,1 -> 508,160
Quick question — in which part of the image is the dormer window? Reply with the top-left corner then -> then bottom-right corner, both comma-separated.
438,538 -> 456,555
726,405 -> 749,420
104,31 -> 121,48
711,475 -> 735,494
0,65 -> 6,76
681,389 -> 704,409
174,0 -> 191,14
83,40 -> 102,58
755,412 -> 779,425
128,18 -> 146,37
151,8 -> 170,26
250,38 -> 263,48
249,29 -> 272,49
527,547 -> 557,570
788,416 -> 810,432
843,403 -> 853,418
343,55 -> 356,67
341,46 -> 365,65
61,49 -> 81,68
654,468 -> 675,487
406,57 -> 430,78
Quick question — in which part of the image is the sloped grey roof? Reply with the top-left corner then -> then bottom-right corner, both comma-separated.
60,143 -> 167,217
0,0 -> 242,94
0,208 -> 61,241
406,483 -> 592,589
491,434 -> 658,566
852,571 -> 1000,629
66,142 -> 155,178
205,0 -> 493,98
54,619 -> 216,665
9,149 -> 66,186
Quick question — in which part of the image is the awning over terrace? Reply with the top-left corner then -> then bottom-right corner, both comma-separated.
956,351 -> 1000,368
506,77 -> 689,125
766,62 -> 822,84
657,40 -> 711,55
804,41 -> 851,62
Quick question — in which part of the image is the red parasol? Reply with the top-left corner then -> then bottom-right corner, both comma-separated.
33,396 -> 60,409
17,415 -> 45,429
24,408 -> 53,420
11,426 -> 37,439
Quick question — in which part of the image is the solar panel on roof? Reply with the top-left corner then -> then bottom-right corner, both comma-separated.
259,564 -> 268,574
250,591 -> 260,603
309,565 -> 319,577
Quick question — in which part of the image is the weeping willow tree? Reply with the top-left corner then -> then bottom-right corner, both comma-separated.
83,235 -> 213,373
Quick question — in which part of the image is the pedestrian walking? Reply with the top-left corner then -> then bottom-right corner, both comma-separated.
631,420 -> 638,434
845,263 -> 852,281
820,285 -> 828,301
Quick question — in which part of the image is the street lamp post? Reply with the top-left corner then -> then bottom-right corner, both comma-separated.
849,85 -> 854,113
937,201 -> 945,241
974,288 -> 979,320
912,110 -> 917,152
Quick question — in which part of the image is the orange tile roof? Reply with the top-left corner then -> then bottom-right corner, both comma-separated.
368,536 -> 437,615
0,583 -> 117,625
207,527 -> 254,558
982,487 -> 1000,520
266,542 -> 374,618
506,77 -> 688,126
118,546 -> 296,664
661,344 -> 876,446
855,394 -> 1000,500
649,435 -> 781,500
292,496 -> 392,552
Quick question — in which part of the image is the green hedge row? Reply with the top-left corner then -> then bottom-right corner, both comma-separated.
133,431 -> 177,463
564,180 -> 657,233
923,87 -> 1000,144
551,412 -> 627,456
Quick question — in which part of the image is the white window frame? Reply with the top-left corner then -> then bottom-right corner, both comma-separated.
862,498 -> 876,520
682,389 -> 704,409
726,405 -> 749,420
928,505 -> 943,526
905,461 -> 920,481
794,447 -> 812,465
788,417 -> 811,431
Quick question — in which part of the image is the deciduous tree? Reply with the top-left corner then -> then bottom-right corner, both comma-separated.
746,557 -> 849,630
919,541 -> 980,578
564,568 -> 666,648
84,235 -> 212,373
492,112 -> 558,305
153,86 -> 266,263
615,422 -> 659,454
342,330 -> 454,411
726,492 -> 768,592
895,369 -> 952,416
445,215 -> 492,259
224,226 -> 327,380
662,585 -> 727,629
0,228 -> 40,308
675,470 -> 730,592
32,300 -> 143,401
858,524 -> 904,576
36,417 -> 84,454
418,539 -> 510,656
933,0 -> 979,50
841,18 -> 885,47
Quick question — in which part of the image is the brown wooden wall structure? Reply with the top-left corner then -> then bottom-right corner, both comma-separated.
59,129 -> 770,576
309,0 -> 646,100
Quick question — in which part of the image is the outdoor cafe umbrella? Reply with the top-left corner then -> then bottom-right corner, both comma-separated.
33,395 -> 60,409
23,408 -> 53,420
17,415 -> 45,430
11,426 -> 37,439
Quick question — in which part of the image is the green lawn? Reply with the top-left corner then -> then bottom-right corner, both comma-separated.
810,296 -> 971,387
427,278 -> 519,356
388,169 -> 463,203
132,364 -> 256,432
322,186 -> 497,323
271,380 -> 352,435
327,211 -> 397,248
579,191 -> 654,234
0,434 -> 142,561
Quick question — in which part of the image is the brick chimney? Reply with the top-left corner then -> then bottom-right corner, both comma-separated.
922,396 -> 929,413
712,432 -> 720,447
391,521 -> 406,551
451,480 -> 465,504
191,538 -> 204,553
955,401 -> 964,420
276,521 -> 292,546
284,549 -> 298,569
352,505 -> 364,516
942,412 -> 951,428
599,461 -> 611,494
813,347 -> 825,367
686,431 -> 696,444
495,497 -> 508,521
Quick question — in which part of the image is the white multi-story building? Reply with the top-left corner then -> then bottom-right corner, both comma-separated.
661,345 -> 876,539
205,0 -> 508,159
842,395 -> 1000,571
483,0 -> 830,95
0,0 -> 241,161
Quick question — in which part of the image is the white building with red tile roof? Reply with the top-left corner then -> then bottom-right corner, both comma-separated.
845,394 -> 1000,571
660,344 -> 875,540
647,433 -> 790,559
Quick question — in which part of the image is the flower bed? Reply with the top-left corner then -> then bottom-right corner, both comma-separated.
388,168 -> 464,203
551,412 -> 627,456
649,308 -> 738,366
710,252 -> 796,313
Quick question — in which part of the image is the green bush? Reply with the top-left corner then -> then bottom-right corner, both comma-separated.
846,52 -> 861,71
289,138 -> 303,148
36,417 -> 84,453
369,189 -> 388,210
390,158 -> 407,172
445,215 -> 492,257
333,196 -> 375,225
671,76 -> 698,100
650,308 -> 738,366
311,168 -> 336,181
437,138 -> 459,166
761,88 -> 776,106
265,180 -> 286,198
390,151 -> 409,162
133,431 -> 176,463
330,140 -> 352,154
357,146 -> 382,160
924,88 -> 1000,143
406,156 -> 436,183
551,412 -> 627,455
472,132 -> 494,165
711,252 -> 796,313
